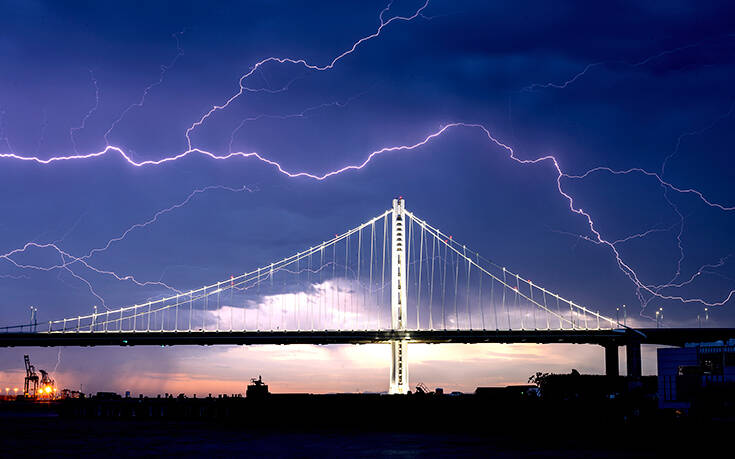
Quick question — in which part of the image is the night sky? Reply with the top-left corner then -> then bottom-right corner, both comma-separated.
1,0 -> 734,394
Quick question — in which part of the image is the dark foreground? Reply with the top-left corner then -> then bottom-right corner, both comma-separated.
0,391 -> 732,458
1,416 -> 729,458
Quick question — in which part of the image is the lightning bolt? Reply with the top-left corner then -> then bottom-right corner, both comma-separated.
648,256 -> 731,290
0,274 -> 29,280
69,69 -> 101,154
611,223 -> 680,245
661,100 -> 735,177
82,184 -> 256,260
0,107 -> 17,155
103,30 -> 185,145
523,36 -> 733,91
0,0 -> 732,320
523,34 -> 735,315
228,90 -> 369,153
184,0 -> 430,150
1,184 -> 256,308
1,242 -> 179,295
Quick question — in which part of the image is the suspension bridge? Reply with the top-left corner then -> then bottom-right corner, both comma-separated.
2,198 -> 734,393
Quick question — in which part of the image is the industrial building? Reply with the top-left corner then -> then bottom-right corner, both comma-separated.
658,344 -> 735,410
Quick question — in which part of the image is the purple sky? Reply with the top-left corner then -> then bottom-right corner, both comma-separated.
0,0 -> 734,394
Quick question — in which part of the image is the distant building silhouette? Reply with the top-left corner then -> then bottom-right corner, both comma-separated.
658,344 -> 735,412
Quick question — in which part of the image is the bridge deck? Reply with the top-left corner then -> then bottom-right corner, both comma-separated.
0,328 -> 732,347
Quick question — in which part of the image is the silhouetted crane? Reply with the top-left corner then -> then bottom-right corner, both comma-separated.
23,355 -> 38,397
39,369 -> 55,395
415,382 -> 430,394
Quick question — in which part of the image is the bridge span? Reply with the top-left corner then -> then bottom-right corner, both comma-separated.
4,199 -> 734,390
2,327 -> 734,380
1,328 -> 734,347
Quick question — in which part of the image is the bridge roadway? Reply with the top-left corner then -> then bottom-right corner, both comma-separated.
0,327 -> 732,347
2,328 -> 733,378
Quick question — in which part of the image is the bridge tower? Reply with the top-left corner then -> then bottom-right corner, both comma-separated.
389,197 -> 409,394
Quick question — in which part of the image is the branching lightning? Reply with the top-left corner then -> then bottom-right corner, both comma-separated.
69,69 -> 101,154
0,184 -> 257,308
103,30 -> 186,145
16,117 -> 735,311
228,91 -> 369,153
0,0 -> 733,324
522,37 -> 731,92
184,0 -> 430,150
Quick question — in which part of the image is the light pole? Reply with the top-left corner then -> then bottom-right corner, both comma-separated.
29,306 -> 38,332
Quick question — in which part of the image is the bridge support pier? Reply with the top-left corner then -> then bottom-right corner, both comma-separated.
603,344 -> 619,377
626,342 -> 642,378
390,340 -> 408,394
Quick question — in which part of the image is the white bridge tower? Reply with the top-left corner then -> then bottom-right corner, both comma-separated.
389,197 -> 409,394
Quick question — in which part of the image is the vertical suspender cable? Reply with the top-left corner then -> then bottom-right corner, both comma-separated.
453,245 -> 460,329
309,249 -> 313,331
529,281 -> 536,330
407,215 -> 413,328
380,213 -> 388,330
345,235 -> 349,329
332,241 -> 337,329
369,222 -> 375,330
429,233 -> 436,330
441,239 -> 448,330
568,300 -> 574,329
491,273 -> 497,330
296,254 -> 300,331
357,227 -> 362,331
515,275 -> 522,330
465,246 -> 471,330
417,224 -> 424,330
200,287 -> 206,331
217,286 -> 221,332
175,295 -> 179,332
320,244 -> 325,329
477,253 -> 485,330
503,268 -> 510,329
556,295 -> 562,329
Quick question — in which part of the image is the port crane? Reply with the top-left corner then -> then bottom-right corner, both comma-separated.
23,355 -> 38,397
39,369 -> 55,396
23,355 -> 56,398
